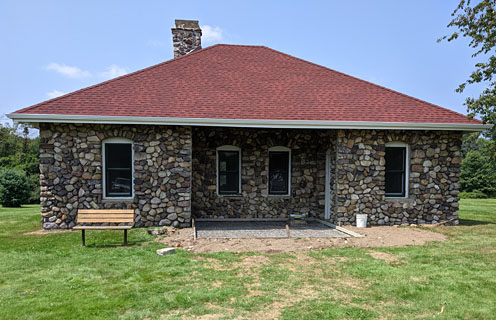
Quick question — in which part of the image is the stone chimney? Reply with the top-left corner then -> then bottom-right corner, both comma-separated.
171,19 -> 202,58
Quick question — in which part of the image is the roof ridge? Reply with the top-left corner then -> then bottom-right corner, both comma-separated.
259,46 -> 480,123
216,44 -> 266,48
14,44 -> 223,114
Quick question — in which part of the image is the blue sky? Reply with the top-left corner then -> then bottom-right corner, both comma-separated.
0,0 -> 483,125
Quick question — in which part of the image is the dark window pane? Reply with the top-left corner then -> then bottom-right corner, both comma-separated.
269,172 -> 288,194
269,151 -> 289,194
218,150 -> 240,194
219,151 -> 239,172
385,172 -> 404,195
385,147 -> 405,171
105,143 -> 132,197
106,144 -> 132,169
270,152 -> 289,172
219,173 -> 239,194
107,169 -> 132,195
385,147 -> 406,197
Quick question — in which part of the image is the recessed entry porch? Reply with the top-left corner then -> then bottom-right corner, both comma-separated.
192,127 -> 338,222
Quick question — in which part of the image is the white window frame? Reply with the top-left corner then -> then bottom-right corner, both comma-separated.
385,142 -> 409,199
216,145 -> 241,196
268,146 -> 291,196
102,137 -> 134,200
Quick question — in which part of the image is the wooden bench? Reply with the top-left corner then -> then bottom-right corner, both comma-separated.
73,209 -> 134,246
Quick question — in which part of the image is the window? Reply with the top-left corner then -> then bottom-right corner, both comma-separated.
217,146 -> 241,195
268,147 -> 291,195
385,143 -> 409,198
103,138 -> 133,198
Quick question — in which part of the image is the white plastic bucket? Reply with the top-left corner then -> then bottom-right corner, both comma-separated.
356,214 -> 367,228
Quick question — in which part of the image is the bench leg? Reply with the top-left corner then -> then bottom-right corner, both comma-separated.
124,229 -> 128,245
82,229 -> 86,246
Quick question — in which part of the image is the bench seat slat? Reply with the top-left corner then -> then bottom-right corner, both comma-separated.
78,209 -> 134,214
78,214 -> 134,218
77,218 -> 134,223
77,218 -> 135,223
74,225 -> 133,230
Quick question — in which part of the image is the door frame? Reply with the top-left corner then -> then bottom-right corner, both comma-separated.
324,149 -> 331,220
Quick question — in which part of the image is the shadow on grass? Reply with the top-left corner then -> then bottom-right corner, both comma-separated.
83,239 -> 149,248
459,219 -> 495,226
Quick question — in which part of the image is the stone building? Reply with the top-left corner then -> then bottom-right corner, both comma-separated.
9,20 -> 488,229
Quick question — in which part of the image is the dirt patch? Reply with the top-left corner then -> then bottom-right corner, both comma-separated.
367,250 -> 400,264
157,226 -> 446,253
24,229 -> 72,236
248,285 -> 321,320
194,257 -> 230,271
190,303 -> 237,320
193,255 -> 271,278
181,252 -> 366,320
237,257 -> 363,320
233,255 -> 270,268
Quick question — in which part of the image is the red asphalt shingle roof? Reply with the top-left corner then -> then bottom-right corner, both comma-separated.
13,44 -> 480,125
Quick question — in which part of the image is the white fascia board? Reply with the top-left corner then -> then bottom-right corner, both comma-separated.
6,113 -> 492,131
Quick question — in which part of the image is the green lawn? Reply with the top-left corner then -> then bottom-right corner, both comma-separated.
0,200 -> 495,320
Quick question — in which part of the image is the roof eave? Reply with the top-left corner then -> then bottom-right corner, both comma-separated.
7,113 -> 491,131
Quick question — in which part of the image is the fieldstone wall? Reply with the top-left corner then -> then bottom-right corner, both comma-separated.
39,123 -> 192,229
38,123 -> 462,229
192,127 -> 336,219
335,130 -> 462,226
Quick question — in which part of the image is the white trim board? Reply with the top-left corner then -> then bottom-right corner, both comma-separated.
312,218 -> 365,238
7,113 -> 491,131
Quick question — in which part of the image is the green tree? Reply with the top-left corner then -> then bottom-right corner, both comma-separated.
460,130 -> 496,196
0,169 -> 31,207
462,132 -> 485,157
0,123 -> 40,204
0,125 -> 20,157
460,150 -> 496,196
440,0 -> 496,126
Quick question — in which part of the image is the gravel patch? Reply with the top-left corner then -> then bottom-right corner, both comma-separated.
195,220 -> 348,239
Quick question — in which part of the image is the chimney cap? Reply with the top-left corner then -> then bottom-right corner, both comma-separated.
174,19 -> 200,30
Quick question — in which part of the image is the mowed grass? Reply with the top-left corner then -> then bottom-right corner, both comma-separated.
0,200 -> 495,319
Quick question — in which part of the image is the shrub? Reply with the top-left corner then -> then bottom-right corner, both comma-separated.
0,169 -> 31,207
459,190 -> 488,199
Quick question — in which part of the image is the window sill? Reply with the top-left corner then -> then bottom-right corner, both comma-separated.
102,198 -> 135,203
385,197 -> 413,203
267,194 -> 291,198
